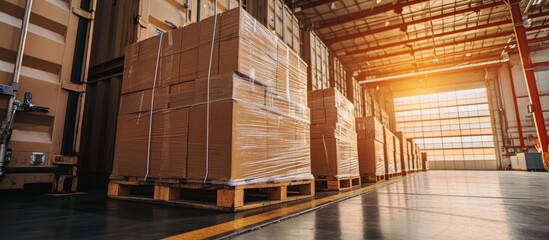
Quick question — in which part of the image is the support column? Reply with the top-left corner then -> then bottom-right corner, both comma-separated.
507,0 -> 548,154
506,62 -> 526,150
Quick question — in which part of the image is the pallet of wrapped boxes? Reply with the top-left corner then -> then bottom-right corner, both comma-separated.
356,117 -> 386,182
393,135 -> 402,177
108,8 -> 314,212
396,132 -> 411,175
309,88 -> 361,191
421,152 -> 429,171
384,128 -> 397,179
406,139 -> 414,173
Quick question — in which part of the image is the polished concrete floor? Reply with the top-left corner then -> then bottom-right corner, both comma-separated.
2,171 -> 549,239
235,171 -> 549,239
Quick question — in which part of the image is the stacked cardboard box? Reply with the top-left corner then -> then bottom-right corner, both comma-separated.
396,131 -> 410,174
356,117 -> 385,180
309,88 -> 359,178
406,139 -> 414,171
112,8 -> 312,185
421,152 -> 429,171
384,127 -> 396,177
408,139 -> 419,171
394,135 -> 402,174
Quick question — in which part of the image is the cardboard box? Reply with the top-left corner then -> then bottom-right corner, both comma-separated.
180,48 -> 198,82
112,108 -> 189,178
193,73 -> 266,105
311,136 -> 359,178
187,99 -> 268,181
170,81 -> 195,108
119,87 -> 169,114
309,88 -> 355,130
357,139 -> 385,177
199,12 -> 221,44
197,41 -> 220,77
218,8 -> 277,89
356,117 -> 384,142
122,58 -> 158,94
182,22 -> 200,51
276,41 -> 290,97
161,27 -> 183,56
159,53 -> 181,86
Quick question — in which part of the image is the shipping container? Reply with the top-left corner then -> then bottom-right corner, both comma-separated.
331,56 -> 347,97
244,0 -> 301,55
0,0 -> 95,191
302,30 -> 329,91
352,77 -> 364,117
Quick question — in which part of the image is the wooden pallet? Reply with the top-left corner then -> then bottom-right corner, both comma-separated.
402,170 -> 412,176
385,172 -> 400,179
107,178 -> 315,212
314,176 -> 361,191
361,174 -> 385,183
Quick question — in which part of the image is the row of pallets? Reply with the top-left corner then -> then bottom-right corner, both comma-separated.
107,171 -> 416,212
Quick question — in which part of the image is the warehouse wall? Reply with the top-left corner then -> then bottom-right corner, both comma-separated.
373,69 -> 501,170
498,49 -> 549,154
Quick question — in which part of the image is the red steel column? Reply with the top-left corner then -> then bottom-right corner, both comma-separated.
507,0 -> 548,153
506,62 -> 526,149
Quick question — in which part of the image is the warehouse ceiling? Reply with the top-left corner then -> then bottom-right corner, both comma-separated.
285,0 -> 549,81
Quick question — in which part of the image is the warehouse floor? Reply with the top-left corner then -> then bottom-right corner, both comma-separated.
2,171 -> 549,239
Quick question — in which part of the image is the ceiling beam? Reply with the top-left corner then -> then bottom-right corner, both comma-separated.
356,56 -> 503,82
324,1 -> 506,45
351,30 -> 513,63
344,19 -> 512,56
355,43 -> 509,72
298,0 -> 337,10
354,37 -> 549,78
314,0 -> 430,29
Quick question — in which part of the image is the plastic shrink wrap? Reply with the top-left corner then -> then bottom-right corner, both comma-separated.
309,88 -> 359,179
112,8 -> 312,186
356,117 -> 386,178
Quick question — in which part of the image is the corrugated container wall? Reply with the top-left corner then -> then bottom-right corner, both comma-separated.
0,0 -> 95,190
90,0 -> 239,67
79,0 -> 238,186
331,56 -> 347,97
353,78 -> 364,117
244,0 -> 301,55
302,30 -> 329,91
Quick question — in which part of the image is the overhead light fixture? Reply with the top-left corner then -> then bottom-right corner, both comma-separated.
509,44 -> 517,49
523,18 -> 533,28
465,53 -> 472,57
501,50 -> 510,61
433,58 -> 439,63
330,2 -> 337,10
376,0 -> 382,4
385,21 -> 390,26
295,7 -> 302,13
533,0 -> 542,5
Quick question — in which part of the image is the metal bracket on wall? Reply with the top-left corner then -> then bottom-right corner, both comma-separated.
52,155 -> 77,165
136,15 -> 148,28
61,81 -> 86,93
72,7 -> 95,20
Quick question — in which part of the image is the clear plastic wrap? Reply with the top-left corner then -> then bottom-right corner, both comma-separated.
384,127 -> 396,175
394,136 -> 402,173
112,8 -> 313,185
310,88 -> 359,179
356,117 -> 385,177
396,131 -> 410,172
